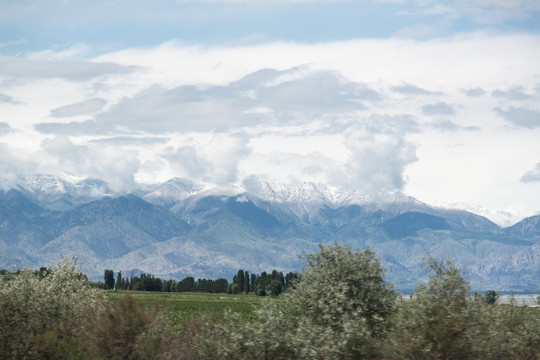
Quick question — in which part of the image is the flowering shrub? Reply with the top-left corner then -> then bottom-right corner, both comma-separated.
201,243 -> 396,359
0,257 -> 99,359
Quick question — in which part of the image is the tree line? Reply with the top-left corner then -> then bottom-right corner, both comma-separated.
229,268 -> 299,295
99,268 -> 299,295
100,270 -> 229,293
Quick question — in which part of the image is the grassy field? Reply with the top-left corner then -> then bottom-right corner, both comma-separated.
105,291 -> 264,329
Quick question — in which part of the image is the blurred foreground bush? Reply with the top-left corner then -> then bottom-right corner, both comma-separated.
0,257 -> 98,359
200,243 -> 396,359
1,247 -> 539,359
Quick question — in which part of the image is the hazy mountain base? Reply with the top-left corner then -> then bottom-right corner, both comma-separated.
1,175 -> 539,292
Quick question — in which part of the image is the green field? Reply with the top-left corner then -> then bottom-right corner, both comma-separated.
105,291 -> 264,329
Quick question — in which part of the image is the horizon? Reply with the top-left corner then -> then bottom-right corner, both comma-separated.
1,0 -> 540,228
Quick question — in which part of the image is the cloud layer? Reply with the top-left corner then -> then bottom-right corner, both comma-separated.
1,31 -> 540,224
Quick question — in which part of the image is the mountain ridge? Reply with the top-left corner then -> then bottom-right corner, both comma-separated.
1,174 -> 539,291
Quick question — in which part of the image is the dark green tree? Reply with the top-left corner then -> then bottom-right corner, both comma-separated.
229,283 -> 240,294
266,279 -> 282,296
251,273 -> 256,292
485,290 -> 498,305
236,269 -> 245,293
177,276 -> 195,292
116,271 -> 122,290
104,269 -> 115,290
244,270 -> 250,293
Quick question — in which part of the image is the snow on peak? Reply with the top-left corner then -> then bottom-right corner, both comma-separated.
16,174 -> 69,195
14,173 -> 115,209
143,177 -> 202,206
245,180 -> 372,207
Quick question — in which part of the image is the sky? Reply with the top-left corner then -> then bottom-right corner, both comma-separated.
1,0 -> 540,226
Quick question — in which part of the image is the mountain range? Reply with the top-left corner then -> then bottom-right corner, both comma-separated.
1,174 -> 538,292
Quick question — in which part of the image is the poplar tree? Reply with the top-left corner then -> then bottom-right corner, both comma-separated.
236,269 -> 245,292
244,270 -> 250,293
116,271 -> 122,290
104,269 -> 115,290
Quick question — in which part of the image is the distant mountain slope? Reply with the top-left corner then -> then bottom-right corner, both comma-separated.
53,195 -> 190,240
382,212 -> 451,238
504,215 -> 540,240
0,174 -> 538,291
0,189 -> 46,217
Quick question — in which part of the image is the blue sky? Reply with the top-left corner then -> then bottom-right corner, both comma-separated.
1,0 -> 540,225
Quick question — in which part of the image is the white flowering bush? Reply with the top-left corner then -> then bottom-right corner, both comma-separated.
200,243 -> 396,359
0,257 -> 100,359
383,258 -> 540,359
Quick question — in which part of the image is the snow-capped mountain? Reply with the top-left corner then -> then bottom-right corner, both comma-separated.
246,180 -> 372,206
15,174 -> 116,210
1,174 -> 539,292
142,177 -> 203,208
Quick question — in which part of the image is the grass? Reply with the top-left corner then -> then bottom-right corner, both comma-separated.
105,291 -> 264,329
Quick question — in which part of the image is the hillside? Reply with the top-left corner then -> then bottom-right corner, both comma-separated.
0,175 -> 538,291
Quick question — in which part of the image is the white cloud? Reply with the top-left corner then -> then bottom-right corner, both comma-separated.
491,87 -> 532,101
465,87 -> 485,97
429,119 -> 479,132
454,0 -> 540,24
495,107 -> 540,128
392,24 -> 439,39
90,136 -> 169,146
521,163 -> 540,183
50,98 -> 106,117
35,68 -> 377,135
422,102 -> 456,116
0,93 -> 20,104
163,133 -> 252,185
0,58 -> 137,81
0,143 -> 39,190
342,129 -> 417,196
391,83 -> 442,96
403,0 -> 540,24
241,151 -> 345,186
35,120 -> 105,136
0,122 -> 13,134
26,44 -> 93,61
2,32 -> 540,221
41,136 -> 140,191
0,39 -> 27,49
419,4 -> 455,15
